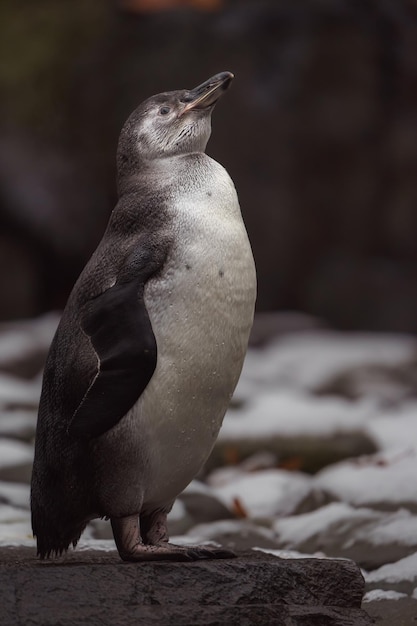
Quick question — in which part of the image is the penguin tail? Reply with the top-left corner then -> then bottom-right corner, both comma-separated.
33,522 -> 86,560
31,502 -> 87,560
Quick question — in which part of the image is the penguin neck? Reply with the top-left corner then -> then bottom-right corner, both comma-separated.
117,153 -> 207,197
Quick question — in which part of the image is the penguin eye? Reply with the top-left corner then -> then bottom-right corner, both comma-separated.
159,106 -> 171,116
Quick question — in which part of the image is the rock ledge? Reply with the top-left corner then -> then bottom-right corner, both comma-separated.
0,547 -> 372,625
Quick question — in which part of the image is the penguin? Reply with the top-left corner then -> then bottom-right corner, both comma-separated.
31,71 -> 257,561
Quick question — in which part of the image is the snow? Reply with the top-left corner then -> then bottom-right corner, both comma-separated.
0,481 -> 30,509
0,410 -> 36,439
210,469 -> 312,518
363,589 -> 408,602
0,313 -> 59,365
168,498 -> 186,521
0,373 -> 40,408
272,502 -> 379,545
0,504 -> 30,523
77,539 -> 117,552
366,404 -> 417,453
365,552 -> 417,584
208,453 -> 278,486
0,536 -> 34,548
187,519 -> 277,544
352,509 -> 417,547
221,390 -> 375,439
239,331 -> 416,391
182,480 -> 213,495
315,451 -> 417,508
0,439 -> 34,469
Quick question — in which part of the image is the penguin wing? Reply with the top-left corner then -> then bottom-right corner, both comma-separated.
67,244 -> 163,439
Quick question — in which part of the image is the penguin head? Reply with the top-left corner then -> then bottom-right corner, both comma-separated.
117,72 -> 233,176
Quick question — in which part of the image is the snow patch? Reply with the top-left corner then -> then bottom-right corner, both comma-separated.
315,451 -> 417,508
240,331 -> 416,391
273,502 -> 379,545
363,589 -> 408,602
210,469 -> 312,518
365,552 -> 417,584
221,390 -> 374,439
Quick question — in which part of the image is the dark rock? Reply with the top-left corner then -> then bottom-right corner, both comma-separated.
0,547 -> 371,625
208,431 -> 377,475
273,504 -> 417,571
315,360 -> 417,406
188,520 -> 282,551
178,483 -> 234,525
364,596 -> 417,626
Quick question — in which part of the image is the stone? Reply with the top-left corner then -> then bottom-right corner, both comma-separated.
315,451 -> 417,512
207,468 -> 313,519
166,499 -> 195,536
0,410 -> 36,441
211,389 -> 378,475
364,552 -> 417,597
0,374 -> 40,411
273,503 -> 417,570
239,331 -> 416,392
178,480 -> 234,525
0,439 -> 33,483
363,595 -> 417,626
0,504 -> 32,545
366,403 -> 417,453
0,313 -> 59,379
187,519 -> 289,551
0,547 -> 371,626
0,481 -> 30,509
364,557 -> 417,626
88,518 -> 113,541
315,361 -> 417,406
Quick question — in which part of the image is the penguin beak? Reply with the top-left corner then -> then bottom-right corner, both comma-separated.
180,72 -> 234,114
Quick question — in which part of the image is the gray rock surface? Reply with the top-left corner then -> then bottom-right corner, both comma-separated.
0,547 -> 371,626
273,504 -> 417,570
209,431 -> 377,474
364,596 -> 417,626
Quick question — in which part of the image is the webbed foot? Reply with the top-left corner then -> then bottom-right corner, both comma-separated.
111,512 -> 235,562
118,542 -> 235,562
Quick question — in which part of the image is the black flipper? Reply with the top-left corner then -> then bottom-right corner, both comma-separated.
67,247 -> 161,439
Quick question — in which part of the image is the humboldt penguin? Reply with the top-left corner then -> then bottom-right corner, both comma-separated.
31,71 -> 257,561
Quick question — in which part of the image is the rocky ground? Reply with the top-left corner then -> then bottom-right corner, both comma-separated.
1,312 -> 417,624
0,547 -> 372,626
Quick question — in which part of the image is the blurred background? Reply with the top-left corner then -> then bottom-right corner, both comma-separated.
1,0 -> 417,331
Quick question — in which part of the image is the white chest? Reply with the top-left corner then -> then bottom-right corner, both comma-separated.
137,155 -> 256,504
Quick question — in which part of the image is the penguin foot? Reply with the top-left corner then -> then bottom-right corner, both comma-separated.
111,513 -> 236,562
118,543 -> 236,562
